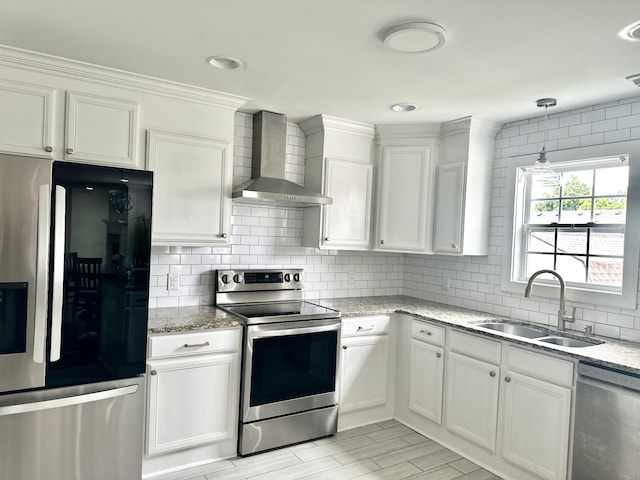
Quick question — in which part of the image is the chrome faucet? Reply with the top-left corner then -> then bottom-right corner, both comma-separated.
524,269 -> 576,331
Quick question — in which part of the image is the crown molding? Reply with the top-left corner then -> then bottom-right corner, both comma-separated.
299,114 -> 375,138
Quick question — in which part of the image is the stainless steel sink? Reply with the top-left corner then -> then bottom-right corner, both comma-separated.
475,322 -> 549,339
537,336 -> 604,348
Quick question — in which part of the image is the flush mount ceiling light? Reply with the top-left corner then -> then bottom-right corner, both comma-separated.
390,103 -> 419,112
206,56 -> 244,70
383,22 -> 447,53
620,21 -> 640,41
520,98 -> 561,187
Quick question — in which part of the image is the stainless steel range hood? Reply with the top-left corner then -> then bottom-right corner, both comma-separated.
232,111 -> 332,207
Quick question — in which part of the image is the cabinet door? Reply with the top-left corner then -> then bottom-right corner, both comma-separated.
409,339 -> 444,424
501,371 -> 571,480
433,162 -> 465,254
376,146 -> 432,252
0,79 -> 54,156
340,335 -> 389,413
445,352 -> 500,452
146,353 -> 240,456
322,158 -> 373,249
147,130 -> 231,246
65,91 -> 140,167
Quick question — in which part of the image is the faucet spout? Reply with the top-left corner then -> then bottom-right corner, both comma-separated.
524,269 -> 576,330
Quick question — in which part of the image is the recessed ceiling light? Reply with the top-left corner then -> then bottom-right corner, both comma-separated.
619,21 -> 640,41
383,22 -> 447,53
390,103 -> 419,112
206,56 -> 244,70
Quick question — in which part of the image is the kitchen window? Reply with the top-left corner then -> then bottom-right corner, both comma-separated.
501,140 -> 640,309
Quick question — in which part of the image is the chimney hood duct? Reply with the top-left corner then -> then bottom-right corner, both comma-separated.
232,111 -> 332,207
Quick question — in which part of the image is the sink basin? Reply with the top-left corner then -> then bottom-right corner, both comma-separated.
475,322 -> 548,339
537,336 -> 604,348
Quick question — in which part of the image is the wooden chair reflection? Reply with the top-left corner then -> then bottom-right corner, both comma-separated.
72,257 -> 103,338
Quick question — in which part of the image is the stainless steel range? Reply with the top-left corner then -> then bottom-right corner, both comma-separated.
215,269 -> 341,456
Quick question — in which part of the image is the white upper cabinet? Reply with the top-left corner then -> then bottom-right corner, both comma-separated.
64,91 -> 140,168
374,124 -> 439,253
147,130 -> 232,246
0,78 -> 55,157
433,117 -> 501,255
301,115 -> 375,250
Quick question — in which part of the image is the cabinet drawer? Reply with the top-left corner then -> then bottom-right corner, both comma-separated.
341,315 -> 390,337
450,330 -> 501,364
148,327 -> 241,359
506,345 -> 574,387
411,320 -> 445,346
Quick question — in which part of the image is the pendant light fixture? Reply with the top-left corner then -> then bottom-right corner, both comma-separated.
520,98 -> 561,187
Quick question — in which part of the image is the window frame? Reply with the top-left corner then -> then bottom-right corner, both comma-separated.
501,139 -> 640,310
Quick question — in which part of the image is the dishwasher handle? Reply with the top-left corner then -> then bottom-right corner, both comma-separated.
578,362 -> 640,392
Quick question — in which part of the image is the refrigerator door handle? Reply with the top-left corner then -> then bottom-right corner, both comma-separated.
0,384 -> 139,417
33,185 -> 51,364
49,185 -> 66,362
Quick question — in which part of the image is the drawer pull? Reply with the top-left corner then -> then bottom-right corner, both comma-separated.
356,326 -> 374,332
342,345 -> 348,350
66,148 -> 74,154
419,329 -> 432,336
436,352 -> 442,358
44,146 -> 53,153
150,370 -> 157,376
183,341 -> 210,348
505,376 -> 511,383
490,371 -> 496,377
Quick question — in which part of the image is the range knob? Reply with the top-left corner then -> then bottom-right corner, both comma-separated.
221,274 -> 230,284
233,274 -> 243,283
293,273 -> 301,282
284,273 -> 291,282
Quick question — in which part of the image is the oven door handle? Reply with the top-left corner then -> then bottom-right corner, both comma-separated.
247,321 -> 340,338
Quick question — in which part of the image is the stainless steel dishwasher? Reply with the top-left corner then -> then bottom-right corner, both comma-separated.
572,362 -> 640,480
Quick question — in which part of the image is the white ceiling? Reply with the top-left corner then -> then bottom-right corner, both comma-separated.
1,0 -> 639,125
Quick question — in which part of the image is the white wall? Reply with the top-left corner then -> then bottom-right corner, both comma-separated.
149,96 -> 640,343
148,113 -> 404,308
405,95 -> 640,342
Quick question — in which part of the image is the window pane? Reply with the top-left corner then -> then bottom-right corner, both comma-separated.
593,197 -> 626,224
561,171 -> 593,197
560,199 -> 592,223
556,255 -> 587,283
527,229 -> 555,252
594,166 -> 628,196
529,182 -> 558,200
529,201 -> 559,223
557,230 -> 587,255
591,231 -> 624,256
588,258 -> 623,287
525,254 -> 554,276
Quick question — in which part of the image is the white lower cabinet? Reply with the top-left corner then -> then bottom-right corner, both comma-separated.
395,324 -> 575,480
445,351 -> 500,451
143,328 -> 241,479
338,315 -> 394,430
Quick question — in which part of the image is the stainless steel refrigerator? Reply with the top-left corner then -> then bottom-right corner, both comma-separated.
0,154 -> 153,480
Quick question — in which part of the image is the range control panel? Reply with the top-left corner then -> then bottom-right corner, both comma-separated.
216,269 -> 303,293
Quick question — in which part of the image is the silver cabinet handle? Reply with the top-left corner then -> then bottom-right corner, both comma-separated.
356,326 -> 374,332
66,148 -> 74,154
490,371 -> 496,377
221,233 -> 228,238
505,376 -> 511,383
451,243 -> 458,249
419,329 -> 432,336
44,146 -> 53,153
436,352 -> 442,358
0,384 -> 138,417
324,237 -> 330,242
50,186 -> 66,362
183,341 -> 210,348
33,185 -> 51,364
150,370 -> 157,376
380,240 -> 385,245
342,345 -> 348,350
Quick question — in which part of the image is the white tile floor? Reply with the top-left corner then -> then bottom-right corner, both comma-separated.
166,420 -> 503,480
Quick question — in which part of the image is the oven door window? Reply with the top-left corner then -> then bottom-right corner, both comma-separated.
250,330 -> 338,406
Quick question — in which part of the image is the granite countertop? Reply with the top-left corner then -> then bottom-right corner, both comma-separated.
147,305 -> 242,334
147,295 -> 640,375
